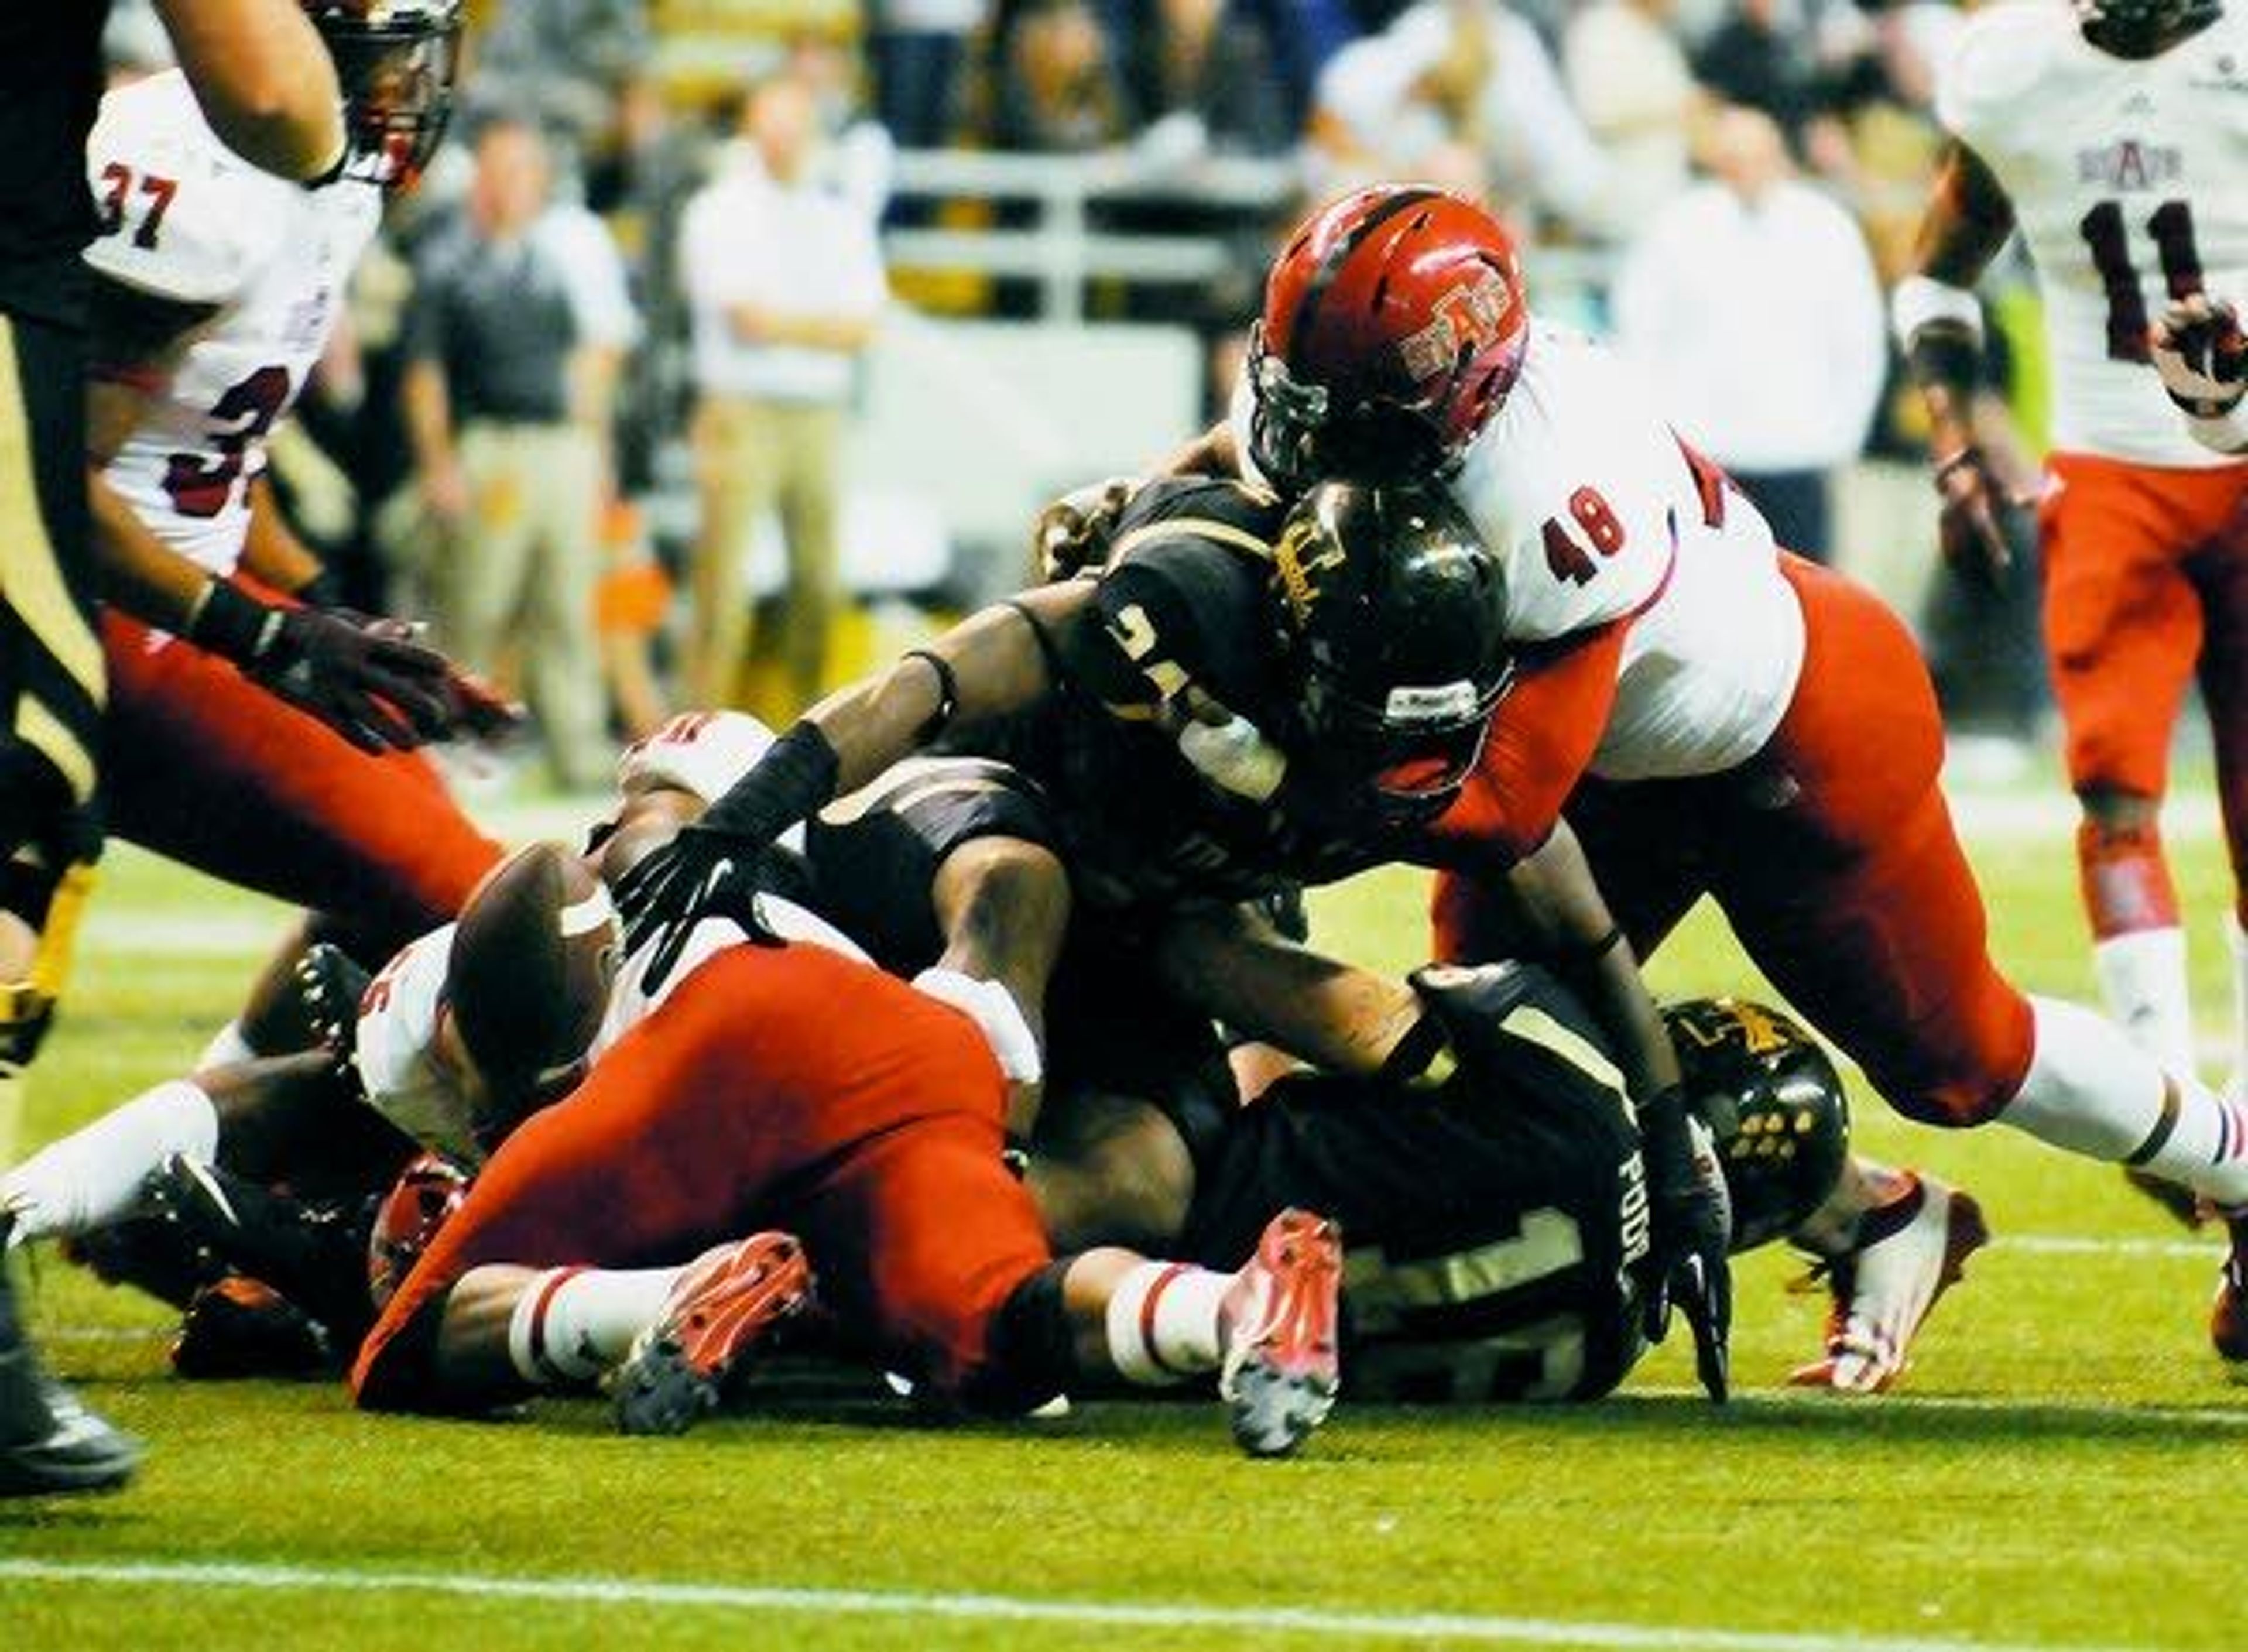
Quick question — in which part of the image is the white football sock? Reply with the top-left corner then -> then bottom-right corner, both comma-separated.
1,1079 -> 218,1244
506,1264 -> 680,1386
2002,997 -> 2248,1206
2093,927 -> 2196,1078
197,1020 -> 258,1070
1102,1260 -> 1231,1386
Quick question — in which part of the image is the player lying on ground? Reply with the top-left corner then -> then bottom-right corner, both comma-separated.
345,839 -> 1344,1459
614,467 -> 2008,1394
803,741 -> 1967,1397
1104,184 -> 2248,1372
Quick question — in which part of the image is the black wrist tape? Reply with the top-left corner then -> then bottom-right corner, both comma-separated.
700,719 -> 841,845
187,580 -> 284,664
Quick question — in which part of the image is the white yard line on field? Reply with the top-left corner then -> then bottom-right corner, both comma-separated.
0,1557 -> 2154,1652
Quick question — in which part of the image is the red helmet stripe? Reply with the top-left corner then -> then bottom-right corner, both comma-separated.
1287,187 -> 1442,371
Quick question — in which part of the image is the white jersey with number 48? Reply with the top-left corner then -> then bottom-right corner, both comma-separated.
1937,1 -> 2248,468
83,70 -> 382,575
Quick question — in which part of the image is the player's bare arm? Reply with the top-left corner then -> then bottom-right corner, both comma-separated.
615,584 -> 1091,975
1157,418 -> 1242,480
1900,139 -> 2023,583
150,0 -> 348,184
1154,903 -> 1427,1079
238,476 -> 333,602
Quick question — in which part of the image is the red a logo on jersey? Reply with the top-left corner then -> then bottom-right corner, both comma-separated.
1397,273 -> 1514,385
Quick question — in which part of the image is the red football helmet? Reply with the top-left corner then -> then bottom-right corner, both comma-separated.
1248,186 -> 1529,490
366,1153 -> 471,1310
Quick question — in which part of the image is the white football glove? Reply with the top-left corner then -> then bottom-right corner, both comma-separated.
2150,294 -> 2247,416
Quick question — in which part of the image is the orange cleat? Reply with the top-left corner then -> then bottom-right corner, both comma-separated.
613,1232 -> 813,1436
1219,1208 -> 1342,1457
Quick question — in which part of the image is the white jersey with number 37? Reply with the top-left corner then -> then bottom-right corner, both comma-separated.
84,70 -> 382,575
1937,1 -> 2248,467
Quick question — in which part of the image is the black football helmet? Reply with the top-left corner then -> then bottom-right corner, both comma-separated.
1665,998 -> 1850,1253
1275,480 -> 1512,825
304,0 -> 463,190
2075,0 -> 2221,57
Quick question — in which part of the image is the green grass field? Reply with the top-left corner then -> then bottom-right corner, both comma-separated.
5,782 -> 2246,1652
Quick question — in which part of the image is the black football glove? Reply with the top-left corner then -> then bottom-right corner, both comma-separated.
615,721 -> 843,985
251,608 -> 457,753
1636,1085 -> 1733,1403
613,829 -> 791,989
190,582 -> 453,753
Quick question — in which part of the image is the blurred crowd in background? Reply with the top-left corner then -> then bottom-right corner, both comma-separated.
99,0 -> 2054,790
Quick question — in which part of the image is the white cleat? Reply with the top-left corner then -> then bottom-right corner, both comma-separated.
1790,1171 -> 1988,1396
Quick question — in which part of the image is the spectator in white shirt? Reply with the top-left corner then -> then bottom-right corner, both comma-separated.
677,71 -> 888,711
1609,105 -> 1886,561
1312,0 -> 1611,235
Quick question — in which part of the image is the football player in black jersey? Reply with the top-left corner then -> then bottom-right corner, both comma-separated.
620,474 -> 1737,1400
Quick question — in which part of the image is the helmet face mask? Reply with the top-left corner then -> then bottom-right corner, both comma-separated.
307,0 -> 464,190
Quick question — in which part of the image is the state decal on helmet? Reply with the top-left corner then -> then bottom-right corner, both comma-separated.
1249,186 -> 1529,489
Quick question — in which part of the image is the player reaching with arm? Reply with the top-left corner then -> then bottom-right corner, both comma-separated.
1166,182 -> 2248,1387
616,471 -> 1735,1400
74,0 -> 520,1068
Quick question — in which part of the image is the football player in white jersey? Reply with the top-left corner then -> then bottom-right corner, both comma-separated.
76,0 -> 513,1066
1899,0 -> 2248,1222
1157,183 -> 2248,1385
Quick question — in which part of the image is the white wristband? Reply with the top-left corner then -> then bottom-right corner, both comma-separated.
1891,275 -> 1985,350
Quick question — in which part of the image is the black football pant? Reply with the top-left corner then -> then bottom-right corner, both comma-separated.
0,309 -> 104,865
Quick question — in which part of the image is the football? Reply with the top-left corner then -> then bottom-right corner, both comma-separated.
444,842 -> 619,1118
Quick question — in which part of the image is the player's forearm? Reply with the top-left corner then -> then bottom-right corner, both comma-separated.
1154,907 -> 1424,1077
1901,142 -> 2014,457
152,0 -> 348,183
1156,419 -> 1240,481
87,468 -> 219,634
240,477 -> 330,601
700,591 -> 1079,848
1504,825 -> 1682,1099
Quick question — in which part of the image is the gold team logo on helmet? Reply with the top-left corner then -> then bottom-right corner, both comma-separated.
1397,273 -> 1515,386
1273,509 -> 1347,627
1672,998 -> 1794,1058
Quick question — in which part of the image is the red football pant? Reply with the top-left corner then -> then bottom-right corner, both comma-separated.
102,615 -> 502,955
2040,452 -> 2248,927
1434,556 -> 2036,1126
352,943 -> 1050,1408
